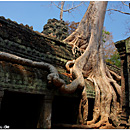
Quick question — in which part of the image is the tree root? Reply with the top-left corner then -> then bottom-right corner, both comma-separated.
0,51 -> 65,88
0,51 -> 86,94
109,69 -> 121,81
85,72 -> 122,128
2,52 -> 79,93
65,60 -> 75,73
78,87 -> 88,124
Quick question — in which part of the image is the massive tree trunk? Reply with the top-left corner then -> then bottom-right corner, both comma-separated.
62,1 -> 122,128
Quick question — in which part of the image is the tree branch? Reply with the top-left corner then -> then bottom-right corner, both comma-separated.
63,2 -> 84,13
121,1 -> 129,7
51,1 -> 62,10
51,1 -> 84,13
107,8 -> 130,15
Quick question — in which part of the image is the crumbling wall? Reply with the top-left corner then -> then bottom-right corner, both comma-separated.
0,16 -> 73,94
42,18 -> 68,40
115,38 -> 130,126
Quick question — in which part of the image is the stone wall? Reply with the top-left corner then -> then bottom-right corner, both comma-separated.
115,37 -> 130,125
0,16 -> 78,128
0,17 -> 72,70
115,39 -> 129,108
0,16 -> 73,95
42,18 -> 68,40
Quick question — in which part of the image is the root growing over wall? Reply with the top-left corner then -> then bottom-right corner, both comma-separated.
63,1 -> 122,128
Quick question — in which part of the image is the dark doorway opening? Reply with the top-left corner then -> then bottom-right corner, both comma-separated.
51,96 -> 80,128
0,90 -> 43,129
87,98 -> 95,121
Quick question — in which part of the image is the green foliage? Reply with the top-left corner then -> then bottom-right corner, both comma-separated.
102,30 -> 110,35
106,52 -> 121,68
102,29 -> 111,43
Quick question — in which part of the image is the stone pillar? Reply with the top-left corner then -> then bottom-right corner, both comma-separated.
115,39 -> 129,122
126,39 -> 130,108
37,95 -> 53,129
0,90 -> 4,110
0,90 -> 4,124
121,59 -> 128,107
115,37 -> 130,126
115,40 -> 128,108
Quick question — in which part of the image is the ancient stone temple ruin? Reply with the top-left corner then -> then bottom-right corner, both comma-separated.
42,18 -> 68,40
115,38 -> 130,127
0,16 -> 94,128
0,16 -> 129,129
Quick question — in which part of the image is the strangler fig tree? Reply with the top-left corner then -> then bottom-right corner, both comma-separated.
60,1 -> 122,128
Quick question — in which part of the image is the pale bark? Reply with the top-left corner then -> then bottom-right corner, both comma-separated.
62,1 -> 122,128
60,1 -> 64,21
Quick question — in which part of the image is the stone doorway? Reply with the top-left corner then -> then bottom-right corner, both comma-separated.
0,90 -> 43,129
51,96 -> 95,128
51,95 -> 80,128
87,98 -> 95,121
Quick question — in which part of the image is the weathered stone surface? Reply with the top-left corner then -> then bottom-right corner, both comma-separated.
115,38 -> 129,107
0,16 -> 74,96
37,95 -> 53,128
42,18 -> 68,40
0,61 -> 49,94
0,16 -> 72,69
115,37 -> 130,126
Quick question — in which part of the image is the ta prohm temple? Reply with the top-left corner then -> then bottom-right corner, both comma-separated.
0,16 -> 129,129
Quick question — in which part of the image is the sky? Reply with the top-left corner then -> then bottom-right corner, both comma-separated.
0,1 -> 130,42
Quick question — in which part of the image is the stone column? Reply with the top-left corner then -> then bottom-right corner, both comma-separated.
0,90 -> 4,124
126,39 -> 130,108
0,90 -> 4,111
121,59 -> 127,107
115,40 -> 128,108
115,38 -> 130,125
115,39 -> 129,122
37,95 -> 53,129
